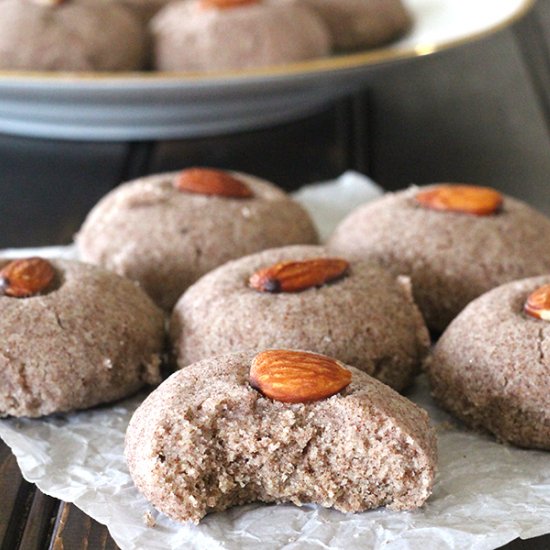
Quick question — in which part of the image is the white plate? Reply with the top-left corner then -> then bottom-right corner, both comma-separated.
0,0 -> 533,141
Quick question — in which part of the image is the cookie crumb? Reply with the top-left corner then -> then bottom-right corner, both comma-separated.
143,511 -> 156,527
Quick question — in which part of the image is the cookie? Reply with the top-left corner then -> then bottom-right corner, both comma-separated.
151,0 -> 331,72
425,276 -> 550,450
111,0 -> 171,22
0,0 -> 147,71
328,184 -> 550,332
77,168 -> 319,311
0,257 -> 164,418
287,0 -> 412,51
171,245 -> 429,391
125,349 -> 437,523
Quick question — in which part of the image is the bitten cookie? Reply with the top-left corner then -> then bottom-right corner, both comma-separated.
151,0 -> 331,72
171,245 -> 429,391
328,184 -> 550,332
126,349 -> 437,523
0,0 -> 147,71
0,257 -> 164,418
425,276 -> 550,450
77,168 -> 319,311
286,0 -> 412,51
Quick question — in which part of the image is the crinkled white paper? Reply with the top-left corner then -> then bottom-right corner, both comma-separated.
1,172 -> 550,550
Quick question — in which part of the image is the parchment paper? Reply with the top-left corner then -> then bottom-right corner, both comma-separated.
1,172 -> 549,550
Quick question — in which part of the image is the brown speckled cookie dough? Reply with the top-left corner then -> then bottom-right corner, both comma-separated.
125,350 -> 437,523
286,0 -> 412,51
0,259 -> 165,418
425,276 -> 550,450
151,0 -> 331,72
171,245 -> 429,391
0,0 -> 147,71
112,0 -> 171,22
77,170 -> 319,311
328,185 -> 550,333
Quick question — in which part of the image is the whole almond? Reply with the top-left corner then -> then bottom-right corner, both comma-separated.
174,168 -> 253,198
524,284 -> 550,321
249,258 -> 349,293
0,257 -> 55,298
415,184 -> 503,216
199,0 -> 258,9
250,349 -> 352,403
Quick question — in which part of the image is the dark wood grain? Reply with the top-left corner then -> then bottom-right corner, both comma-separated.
0,441 -> 30,548
50,503 -> 118,550
18,491 -> 58,550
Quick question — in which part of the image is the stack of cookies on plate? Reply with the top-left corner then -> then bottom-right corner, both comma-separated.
0,0 -> 412,72
2,166 -> 550,524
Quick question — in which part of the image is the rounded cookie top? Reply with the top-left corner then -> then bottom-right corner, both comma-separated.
425,275 -> 550,450
286,0 -> 412,51
0,0 -> 147,71
328,185 -> 550,332
110,0 -> 171,23
151,0 -> 331,72
0,258 -> 165,418
125,350 -> 437,523
77,169 -> 319,311
171,244 -> 429,391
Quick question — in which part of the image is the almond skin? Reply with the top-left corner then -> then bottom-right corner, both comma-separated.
249,258 -> 349,293
415,184 -> 503,216
199,0 -> 259,9
30,0 -> 65,5
174,168 -> 253,199
0,257 -> 55,298
524,284 -> 550,321
250,349 -> 352,403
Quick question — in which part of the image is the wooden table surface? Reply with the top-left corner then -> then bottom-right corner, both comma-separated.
2,2 -> 550,548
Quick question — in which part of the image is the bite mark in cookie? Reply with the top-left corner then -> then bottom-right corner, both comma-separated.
125,350 -> 437,523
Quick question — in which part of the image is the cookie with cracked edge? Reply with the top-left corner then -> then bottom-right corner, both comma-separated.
125,350 -> 437,523
0,259 -> 165,418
